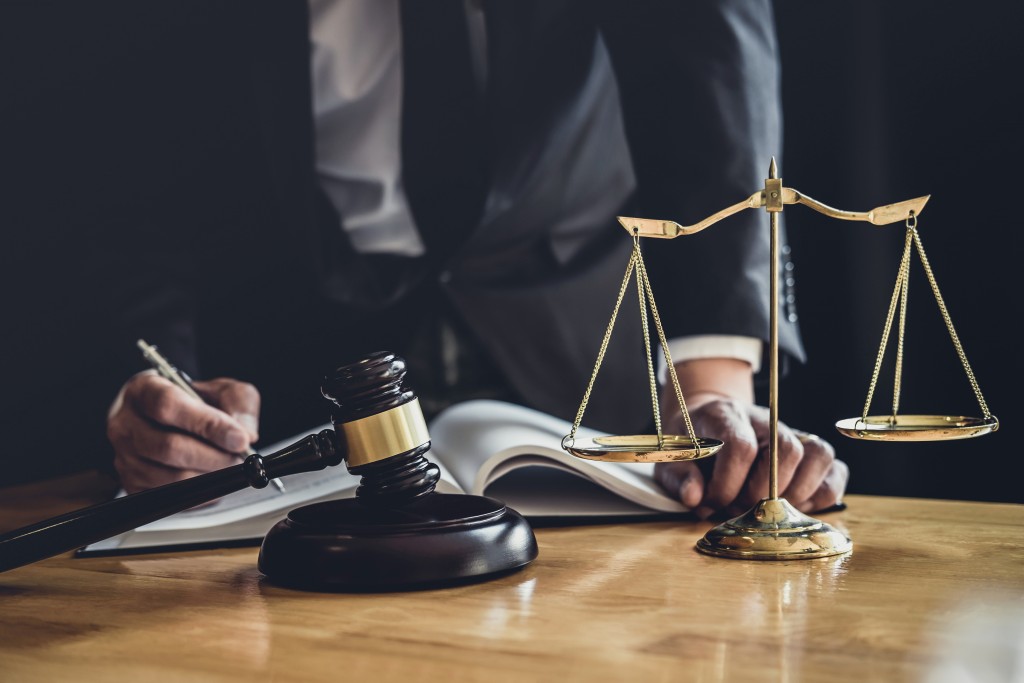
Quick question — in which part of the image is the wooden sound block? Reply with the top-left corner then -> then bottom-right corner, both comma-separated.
258,492 -> 537,591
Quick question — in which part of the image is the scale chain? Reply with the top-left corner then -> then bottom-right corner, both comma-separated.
565,232 -> 701,451
634,246 -> 700,451
892,223 -> 911,421
634,235 -> 664,447
862,223 -> 915,423
910,220 -> 992,420
565,246 -> 637,444
861,213 -> 992,423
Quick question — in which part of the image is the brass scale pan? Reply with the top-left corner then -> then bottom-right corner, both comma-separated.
835,414 -> 999,441
563,435 -> 723,463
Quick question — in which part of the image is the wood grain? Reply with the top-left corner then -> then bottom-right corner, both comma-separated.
1,491 -> 1022,682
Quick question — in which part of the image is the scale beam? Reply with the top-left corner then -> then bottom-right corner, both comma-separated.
617,190 -> 930,238
786,189 -> 930,225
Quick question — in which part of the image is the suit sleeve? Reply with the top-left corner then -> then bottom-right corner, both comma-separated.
598,0 -> 804,364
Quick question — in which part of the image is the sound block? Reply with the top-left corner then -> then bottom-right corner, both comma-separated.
258,493 -> 538,591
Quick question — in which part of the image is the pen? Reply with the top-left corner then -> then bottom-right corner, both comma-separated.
136,339 -> 286,494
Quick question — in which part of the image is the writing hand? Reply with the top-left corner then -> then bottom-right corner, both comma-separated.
107,373 -> 261,493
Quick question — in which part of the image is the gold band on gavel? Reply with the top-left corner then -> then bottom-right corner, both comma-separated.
340,398 -> 431,468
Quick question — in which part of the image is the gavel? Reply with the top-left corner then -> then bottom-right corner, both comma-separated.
0,352 -> 537,589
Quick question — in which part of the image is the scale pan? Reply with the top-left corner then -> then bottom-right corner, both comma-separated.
564,434 -> 723,463
835,414 -> 999,442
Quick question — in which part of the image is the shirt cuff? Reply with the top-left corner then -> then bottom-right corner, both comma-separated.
657,335 -> 763,384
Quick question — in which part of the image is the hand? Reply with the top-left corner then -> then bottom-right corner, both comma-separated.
107,372 -> 261,493
655,396 -> 848,519
654,357 -> 847,519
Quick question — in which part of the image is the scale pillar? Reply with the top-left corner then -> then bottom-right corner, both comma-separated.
696,159 -> 852,561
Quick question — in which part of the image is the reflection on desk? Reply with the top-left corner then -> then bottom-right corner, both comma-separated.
1,492 -> 1023,682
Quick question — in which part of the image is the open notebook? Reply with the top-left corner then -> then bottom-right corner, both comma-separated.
80,400 -> 687,555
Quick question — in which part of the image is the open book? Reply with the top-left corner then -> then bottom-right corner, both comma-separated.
80,400 -> 687,555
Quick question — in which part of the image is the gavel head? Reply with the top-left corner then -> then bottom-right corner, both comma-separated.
321,351 -> 440,507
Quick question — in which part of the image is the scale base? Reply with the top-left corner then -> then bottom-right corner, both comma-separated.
696,498 -> 851,560
259,493 -> 538,591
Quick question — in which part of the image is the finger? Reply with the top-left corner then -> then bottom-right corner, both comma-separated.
783,434 -> 837,504
113,450 -> 204,494
195,378 -> 261,442
797,459 -> 850,513
741,415 -> 805,506
126,375 -> 251,453
693,402 -> 759,518
115,408 -> 240,472
654,462 -> 706,508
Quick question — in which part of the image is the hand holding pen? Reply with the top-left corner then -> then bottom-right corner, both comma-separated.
105,340 -> 284,494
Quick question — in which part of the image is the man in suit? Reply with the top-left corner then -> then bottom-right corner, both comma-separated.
4,0 -> 845,517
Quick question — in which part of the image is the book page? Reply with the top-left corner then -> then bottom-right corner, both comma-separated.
428,400 -> 687,516
481,465 -> 667,517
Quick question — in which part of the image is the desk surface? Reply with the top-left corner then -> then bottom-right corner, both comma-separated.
1,489 -> 1022,683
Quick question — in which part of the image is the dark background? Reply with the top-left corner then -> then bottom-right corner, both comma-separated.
774,2 -> 1023,503
1,2 -> 1020,502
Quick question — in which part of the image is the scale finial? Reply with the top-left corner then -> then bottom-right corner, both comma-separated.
769,156 -> 778,179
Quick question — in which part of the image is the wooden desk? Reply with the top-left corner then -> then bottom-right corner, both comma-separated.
1,493 -> 1022,682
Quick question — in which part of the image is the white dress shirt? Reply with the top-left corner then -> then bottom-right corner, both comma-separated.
309,0 -> 762,375
309,0 -> 423,256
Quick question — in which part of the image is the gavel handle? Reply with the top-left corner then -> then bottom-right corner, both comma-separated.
0,430 -> 341,574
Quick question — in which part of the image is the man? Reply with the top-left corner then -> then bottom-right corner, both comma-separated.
5,0 -> 846,516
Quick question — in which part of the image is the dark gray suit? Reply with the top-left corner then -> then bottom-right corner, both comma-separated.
411,1 -> 805,431
1,0 -> 802,484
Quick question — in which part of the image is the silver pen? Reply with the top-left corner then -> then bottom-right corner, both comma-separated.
136,339 -> 286,493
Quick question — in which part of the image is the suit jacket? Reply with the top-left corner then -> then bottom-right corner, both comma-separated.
1,0 -> 802,484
